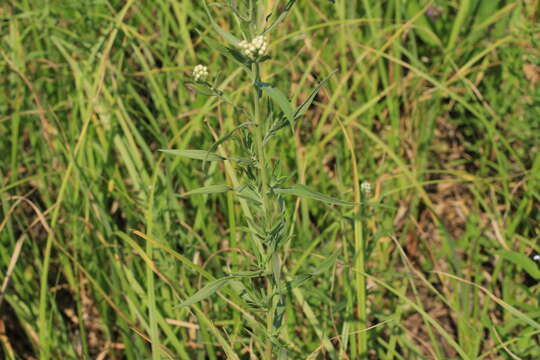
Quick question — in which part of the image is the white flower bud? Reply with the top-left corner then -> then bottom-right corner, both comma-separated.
239,36 -> 268,60
193,64 -> 209,82
361,181 -> 372,197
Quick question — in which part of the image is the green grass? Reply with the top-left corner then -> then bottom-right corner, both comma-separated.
1,0 -> 539,359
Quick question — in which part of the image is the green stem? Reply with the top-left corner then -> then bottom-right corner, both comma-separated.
253,66 -> 269,213
252,61 -> 274,358
343,124 -> 368,359
147,166 -> 160,360
355,202 -> 367,359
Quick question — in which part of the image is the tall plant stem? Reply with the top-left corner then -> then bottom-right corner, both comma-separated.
251,62 -> 274,358
252,65 -> 269,212
355,204 -> 367,360
341,123 -> 367,359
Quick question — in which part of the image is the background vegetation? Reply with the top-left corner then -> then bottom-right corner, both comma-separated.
1,0 -> 539,358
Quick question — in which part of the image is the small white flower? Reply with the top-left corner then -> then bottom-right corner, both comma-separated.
534,254 -> 540,262
361,181 -> 372,197
239,36 -> 268,60
193,64 -> 209,82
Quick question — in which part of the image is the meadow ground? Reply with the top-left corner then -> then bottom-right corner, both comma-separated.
1,0 -> 539,359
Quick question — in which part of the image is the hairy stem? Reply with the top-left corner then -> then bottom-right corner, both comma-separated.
251,62 -> 274,358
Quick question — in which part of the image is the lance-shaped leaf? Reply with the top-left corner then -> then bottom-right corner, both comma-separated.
311,252 -> 339,275
284,253 -> 338,291
262,0 -> 297,35
406,1 -> 441,47
159,149 -> 224,161
177,277 -> 233,308
272,296 -> 286,333
271,253 -> 281,283
262,86 -> 294,129
227,270 -> 264,278
181,184 -> 232,197
497,250 -> 540,280
203,0 -> 241,46
199,32 -> 249,67
294,71 -> 336,120
204,122 -> 255,169
235,186 -> 262,205
160,149 -> 252,164
274,184 -> 357,206
208,122 -> 255,154
288,274 -> 312,289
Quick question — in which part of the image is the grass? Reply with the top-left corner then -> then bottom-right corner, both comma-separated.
1,0 -> 539,359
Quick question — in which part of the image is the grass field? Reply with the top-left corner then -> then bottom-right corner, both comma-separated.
1,0 -> 540,359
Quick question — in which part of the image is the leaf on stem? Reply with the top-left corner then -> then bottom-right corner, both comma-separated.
274,184 -> 357,206
271,253 -> 281,283
203,0 -> 241,46
289,274 -> 312,289
177,277 -> 233,308
198,32 -> 249,66
160,149 -> 252,164
294,71 -> 336,121
181,184 -> 232,197
262,0 -> 297,35
262,86 -> 294,129
207,122 -> 256,155
160,149 -> 224,161
311,252 -> 339,275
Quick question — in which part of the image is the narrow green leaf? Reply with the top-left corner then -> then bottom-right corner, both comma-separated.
271,253 -> 281,283
202,0 -> 241,45
262,0 -> 297,35
263,86 -> 294,129
497,250 -> 540,280
178,277 -> 233,308
294,71 -> 335,120
446,0 -> 471,52
311,252 -> 338,275
274,184 -> 356,206
273,296 -> 286,333
437,272 -> 540,333
207,122 -> 256,155
235,186 -> 262,205
406,1 -> 441,47
182,184 -> 231,197
199,32 -> 248,66
289,274 -> 312,289
160,149 -> 253,164
159,149 -> 224,161
473,0 -> 502,27
228,270 -> 264,278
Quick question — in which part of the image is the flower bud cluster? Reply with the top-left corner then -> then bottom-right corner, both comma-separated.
193,64 -> 209,82
239,36 -> 268,60
361,181 -> 372,197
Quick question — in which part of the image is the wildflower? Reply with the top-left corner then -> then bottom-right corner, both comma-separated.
193,64 -> 209,82
239,36 -> 268,60
361,181 -> 372,197
534,254 -> 540,262
426,5 -> 443,19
